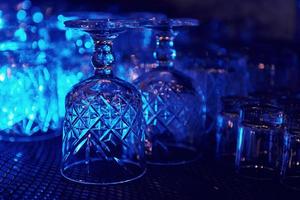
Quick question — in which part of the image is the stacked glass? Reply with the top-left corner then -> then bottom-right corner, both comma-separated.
280,98 -> 300,190
235,103 -> 284,180
215,96 -> 247,165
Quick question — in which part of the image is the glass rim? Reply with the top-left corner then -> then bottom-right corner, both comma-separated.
240,103 -> 284,127
0,41 -> 32,51
64,18 -> 140,30
241,103 -> 282,113
141,18 -> 199,28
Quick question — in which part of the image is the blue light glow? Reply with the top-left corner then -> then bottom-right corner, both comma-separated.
0,73 -> 5,81
32,12 -> 43,23
0,61 -> 83,135
38,39 -> 47,50
0,11 -> 3,29
57,14 -> 65,21
56,67 -> 83,117
79,47 -> 84,54
76,39 -> 83,46
37,52 -> 46,63
65,29 -> 73,40
31,41 -> 38,49
0,8 -> 93,139
84,41 -> 92,49
56,15 -> 66,30
43,68 -> 50,81
14,28 -> 27,42
30,26 -> 37,33
235,126 -> 244,167
0,18 -> 4,29
17,10 -> 27,21
0,42 -> 19,51
217,115 -> 223,127
38,28 -> 50,41
143,29 -> 152,48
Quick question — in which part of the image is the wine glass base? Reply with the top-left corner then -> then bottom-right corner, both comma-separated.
61,159 -> 146,185
0,130 -> 61,142
237,165 -> 276,180
146,144 -> 200,166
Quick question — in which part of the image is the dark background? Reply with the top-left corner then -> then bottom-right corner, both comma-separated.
31,0 -> 297,41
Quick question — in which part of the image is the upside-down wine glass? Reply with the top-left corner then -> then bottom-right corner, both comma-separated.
61,19 -> 146,185
135,18 -> 205,165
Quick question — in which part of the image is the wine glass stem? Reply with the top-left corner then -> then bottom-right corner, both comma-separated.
92,39 -> 115,76
154,30 -> 176,68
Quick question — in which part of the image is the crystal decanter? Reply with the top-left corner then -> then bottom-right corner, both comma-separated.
135,18 -> 204,165
61,19 -> 145,185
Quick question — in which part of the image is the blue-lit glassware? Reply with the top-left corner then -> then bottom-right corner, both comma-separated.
281,129 -> 300,190
0,0 -> 33,27
0,5 -> 84,141
280,103 -> 300,190
0,48 -> 61,141
215,96 -> 247,164
53,12 -> 165,83
114,12 -> 166,83
135,18 -> 205,165
235,104 -> 284,180
61,19 -> 146,185
49,12 -> 113,78
183,46 -> 249,135
46,13 -> 113,117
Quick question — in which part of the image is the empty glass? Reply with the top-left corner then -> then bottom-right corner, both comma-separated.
235,104 -> 284,180
61,19 -> 146,185
280,110 -> 300,190
135,18 -> 205,165
215,96 -> 247,164
281,130 -> 300,190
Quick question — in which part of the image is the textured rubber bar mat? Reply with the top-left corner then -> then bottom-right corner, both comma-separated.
0,136 -> 298,200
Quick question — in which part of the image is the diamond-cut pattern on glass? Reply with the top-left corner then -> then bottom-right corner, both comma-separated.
63,85 -> 141,164
142,81 -> 192,138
